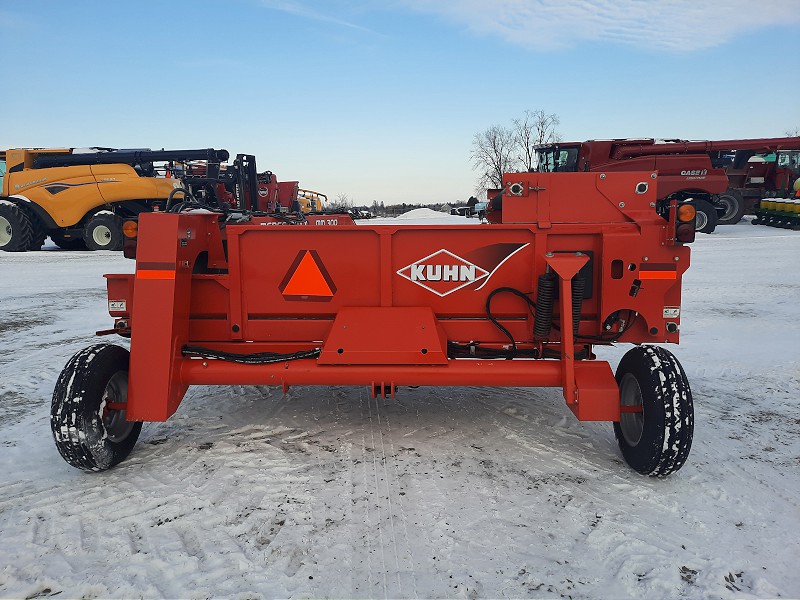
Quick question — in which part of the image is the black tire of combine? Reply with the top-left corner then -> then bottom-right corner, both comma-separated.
613,345 -> 694,477
0,201 -> 34,252
84,212 -> 123,251
50,231 -> 87,250
51,344 -> 142,471
15,204 -> 47,250
28,221 -> 47,250
716,189 -> 746,225
693,198 -> 718,233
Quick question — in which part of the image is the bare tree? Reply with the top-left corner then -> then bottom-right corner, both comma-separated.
330,192 -> 354,211
786,127 -> 800,137
471,110 -> 562,193
513,109 -> 561,172
470,124 -> 516,192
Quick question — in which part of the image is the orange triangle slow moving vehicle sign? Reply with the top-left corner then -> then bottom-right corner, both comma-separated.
279,250 -> 337,301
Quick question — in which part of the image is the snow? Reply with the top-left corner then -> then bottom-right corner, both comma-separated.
1,217 -> 799,599
368,208 -> 480,225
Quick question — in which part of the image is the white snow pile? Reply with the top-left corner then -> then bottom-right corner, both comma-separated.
367,207 -> 479,225
0,218 -> 798,599
396,207 -> 451,219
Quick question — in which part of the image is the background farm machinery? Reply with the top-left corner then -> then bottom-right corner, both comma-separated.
0,147 -> 327,252
51,169 -> 698,477
534,136 -> 800,232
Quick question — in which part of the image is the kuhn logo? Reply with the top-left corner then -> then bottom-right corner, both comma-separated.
397,249 -> 489,297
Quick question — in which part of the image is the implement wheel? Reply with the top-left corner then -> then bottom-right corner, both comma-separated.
51,344 -> 142,471
613,346 -> 693,477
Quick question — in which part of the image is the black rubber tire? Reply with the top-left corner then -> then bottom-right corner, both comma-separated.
716,189 -> 745,225
16,204 -> 47,250
613,345 -> 694,477
51,344 -> 142,471
693,198 -> 718,234
50,231 -> 87,250
0,200 -> 33,252
84,213 -> 123,251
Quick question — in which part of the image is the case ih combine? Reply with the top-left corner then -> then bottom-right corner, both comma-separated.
51,169 -> 698,477
535,136 -> 800,231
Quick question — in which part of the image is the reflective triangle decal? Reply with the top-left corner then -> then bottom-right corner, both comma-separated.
279,250 -> 337,301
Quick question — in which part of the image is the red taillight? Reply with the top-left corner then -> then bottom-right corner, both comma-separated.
676,222 -> 695,243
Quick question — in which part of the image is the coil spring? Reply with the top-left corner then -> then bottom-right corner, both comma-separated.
571,276 -> 586,336
534,273 -> 556,340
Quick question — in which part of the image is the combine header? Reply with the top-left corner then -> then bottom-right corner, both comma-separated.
51,170 -> 698,477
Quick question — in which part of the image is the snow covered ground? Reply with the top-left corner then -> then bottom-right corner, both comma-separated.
0,217 -> 798,599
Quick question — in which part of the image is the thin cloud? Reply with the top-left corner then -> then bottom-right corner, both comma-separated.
258,0 -> 373,32
400,0 -> 800,51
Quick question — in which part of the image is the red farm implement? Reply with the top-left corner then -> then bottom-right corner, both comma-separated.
51,170 -> 697,476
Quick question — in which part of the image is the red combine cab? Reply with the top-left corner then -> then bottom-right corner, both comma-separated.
51,171 -> 698,477
535,137 -> 800,230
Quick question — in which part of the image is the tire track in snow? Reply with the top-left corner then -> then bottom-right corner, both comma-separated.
377,397 -> 420,599
364,390 -> 390,598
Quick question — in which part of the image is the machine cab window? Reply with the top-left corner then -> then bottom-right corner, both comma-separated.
536,146 -> 579,172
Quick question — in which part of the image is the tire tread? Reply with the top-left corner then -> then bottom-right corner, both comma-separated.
614,345 -> 694,477
0,201 -> 34,252
51,344 -> 141,471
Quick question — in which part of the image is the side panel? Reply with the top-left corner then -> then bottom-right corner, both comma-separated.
91,164 -> 181,203
6,165 -> 100,227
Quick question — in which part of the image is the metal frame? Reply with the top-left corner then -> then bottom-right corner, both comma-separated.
102,171 -> 690,426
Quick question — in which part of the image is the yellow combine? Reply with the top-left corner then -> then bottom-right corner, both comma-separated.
0,147 -> 227,251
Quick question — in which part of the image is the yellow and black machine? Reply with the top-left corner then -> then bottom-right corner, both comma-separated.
296,188 -> 327,212
0,147 -> 228,251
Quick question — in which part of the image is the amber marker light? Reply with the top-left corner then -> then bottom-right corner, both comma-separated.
122,220 -> 139,238
677,204 -> 696,222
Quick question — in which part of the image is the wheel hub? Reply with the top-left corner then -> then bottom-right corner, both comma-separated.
695,211 -> 708,232
0,216 -> 12,246
619,372 -> 644,446
718,197 -> 736,220
99,371 -> 135,442
92,225 -> 112,246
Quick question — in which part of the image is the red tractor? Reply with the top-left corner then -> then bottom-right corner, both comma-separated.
50,170 -> 698,477
535,137 -> 800,232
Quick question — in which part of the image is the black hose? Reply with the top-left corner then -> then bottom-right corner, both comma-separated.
166,187 -> 194,211
182,345 -> 321,364
485,287 -> 538,358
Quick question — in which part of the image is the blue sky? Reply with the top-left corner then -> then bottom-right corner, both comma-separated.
2,0 -> 799,206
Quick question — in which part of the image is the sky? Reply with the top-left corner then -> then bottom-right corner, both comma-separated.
2,0 -> 799,206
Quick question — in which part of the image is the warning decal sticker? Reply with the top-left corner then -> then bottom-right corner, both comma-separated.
279,250 -> 337,301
